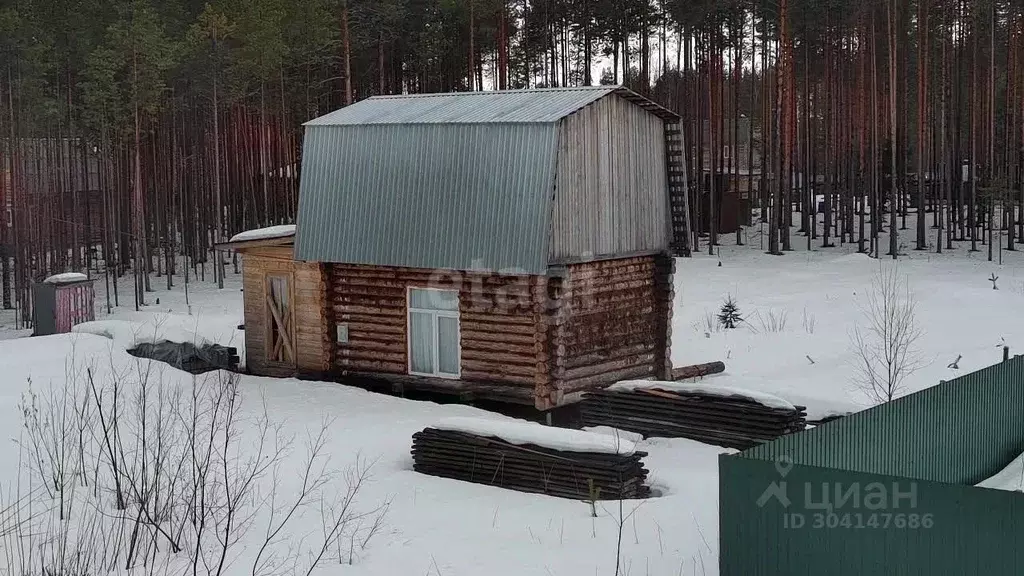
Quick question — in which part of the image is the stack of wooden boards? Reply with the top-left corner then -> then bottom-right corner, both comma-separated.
412,418 -> 650,500
579,383 -> 807,450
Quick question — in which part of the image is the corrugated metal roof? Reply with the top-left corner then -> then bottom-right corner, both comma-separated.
304,85 -> 677,125
293,123 -> 558,274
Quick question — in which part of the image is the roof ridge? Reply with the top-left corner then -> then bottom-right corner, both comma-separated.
304,85 -> 677,126
367,85 -> 620,100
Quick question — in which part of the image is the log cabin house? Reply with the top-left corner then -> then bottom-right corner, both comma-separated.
221,86 -> 685,410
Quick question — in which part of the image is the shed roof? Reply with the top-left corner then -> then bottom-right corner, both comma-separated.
304,85 -> 678,126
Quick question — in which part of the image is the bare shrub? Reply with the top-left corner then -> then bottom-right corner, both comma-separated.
801,308 -> 816,334
7,353 -> 389,576
752,308 -> 788,333
17,351 -> 94,522
850,267 -> 925,403
699,311 -> 721,335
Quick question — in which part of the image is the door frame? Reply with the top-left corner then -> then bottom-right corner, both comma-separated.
264,271 -> 297,368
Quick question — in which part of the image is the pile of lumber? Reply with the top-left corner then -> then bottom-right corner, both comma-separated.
411,426 -> 650,500
579,387 -> 807,450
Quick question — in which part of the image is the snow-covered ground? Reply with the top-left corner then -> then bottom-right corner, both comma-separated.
977,450 -> 1024,492
0,333 -> 729,576
0,268 -> 245,357
675,223 -> 1024,420
0,216 -> 1022,574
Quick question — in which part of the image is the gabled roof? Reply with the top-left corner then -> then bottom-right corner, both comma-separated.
294,86 -> 676,273
304,85 -> 678,126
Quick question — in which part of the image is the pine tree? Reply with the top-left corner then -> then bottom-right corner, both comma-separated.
718,295 -> 742,329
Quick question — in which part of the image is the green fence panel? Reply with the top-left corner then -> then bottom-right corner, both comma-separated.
742,357 -> 1024,484
721,457 -> 1024,576
721,359 -> 1024,575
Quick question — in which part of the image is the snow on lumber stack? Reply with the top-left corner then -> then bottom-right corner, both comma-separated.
433,417 -> 637,455
608,380 -> 797,411
412,417 -> 650,500
43,272 -> 88,284
228,224 -> 296,243
579,380 -> 807,450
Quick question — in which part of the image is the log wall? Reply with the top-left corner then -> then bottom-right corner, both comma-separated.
327,264 -> 548,404
241,245 -> 330,378
545,254 -> 673,408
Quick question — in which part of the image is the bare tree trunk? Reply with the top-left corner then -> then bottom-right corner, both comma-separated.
916,0 -> 928,249
779,0 -> 794,252
132,41 -> 146,309
259,84 -> 270,228
871,14 -> 880,256
734,17 -> 743,246
769,6 -> 784,257
970,10 -> 979,252
1,71 -> 12,309
499,2 -> 510,89
1006,10 -> 1016,251
887,0 -> 899,258
342,0 -> 352,105
640,4 -> 649,92
468,0 -> 476,90
824,34 -> 834,248
708,30 -> 718,255
213,36 -> 225,289
938,28 -> 947,254
378,33 -> 386,94
858,14 -> 867,254
748,9 -> 756,246
989,1 -> 997,261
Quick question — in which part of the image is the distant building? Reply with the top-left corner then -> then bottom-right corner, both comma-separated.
0,138 -> 105,251
700,118 -> 763,173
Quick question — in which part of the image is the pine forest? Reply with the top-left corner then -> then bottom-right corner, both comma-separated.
1,0 -> 1021,325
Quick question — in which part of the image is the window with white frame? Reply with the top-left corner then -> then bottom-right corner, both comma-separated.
407,288 -> 460,378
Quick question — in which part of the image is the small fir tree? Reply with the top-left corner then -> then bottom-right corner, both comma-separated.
718,296 -> 742,329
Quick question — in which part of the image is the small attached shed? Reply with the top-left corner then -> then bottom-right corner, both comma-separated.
216,226 -> 330,378
286,86 -> 681,410
33,273 -> 95,336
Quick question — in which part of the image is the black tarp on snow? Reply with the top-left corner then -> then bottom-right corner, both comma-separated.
127,341 -> 239,374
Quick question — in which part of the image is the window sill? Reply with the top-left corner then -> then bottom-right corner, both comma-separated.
409,371 -> 461,380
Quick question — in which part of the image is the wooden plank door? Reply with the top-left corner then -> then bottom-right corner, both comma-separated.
265,273 -> 296,367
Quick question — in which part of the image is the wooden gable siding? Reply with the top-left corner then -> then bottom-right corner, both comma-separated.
327,264 -> 549,402
549,94 -> 670,263
241,245 -> 329,378
545,254 -> 674,407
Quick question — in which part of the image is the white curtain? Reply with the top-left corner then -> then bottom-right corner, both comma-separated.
409,288 -> 459,377
437,316 -> 459,375
409,311 -> 434,374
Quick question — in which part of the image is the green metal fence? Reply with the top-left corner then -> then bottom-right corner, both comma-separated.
720,357 -> 1024,575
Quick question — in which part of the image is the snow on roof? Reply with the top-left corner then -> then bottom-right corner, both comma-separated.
607,380 -> 797,411
976,451 -> 1024,492
43,272 -> 88,285
228,224 -> 296,243
432,417 -> 637,456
